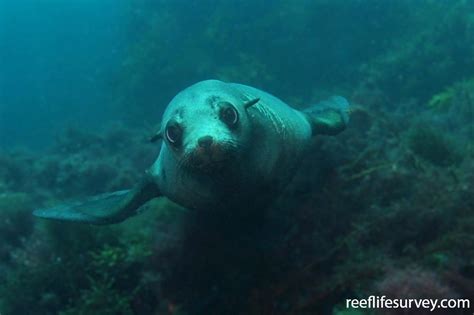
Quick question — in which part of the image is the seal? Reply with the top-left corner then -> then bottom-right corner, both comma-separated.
33,79 -> 349,224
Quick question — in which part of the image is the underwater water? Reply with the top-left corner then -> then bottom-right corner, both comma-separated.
0,0 -> 473,314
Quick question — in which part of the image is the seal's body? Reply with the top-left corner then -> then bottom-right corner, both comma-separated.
152,80 -> 312,210
33,79 -> 349,224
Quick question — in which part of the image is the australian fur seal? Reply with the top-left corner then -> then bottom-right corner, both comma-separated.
33,79 -> 350,224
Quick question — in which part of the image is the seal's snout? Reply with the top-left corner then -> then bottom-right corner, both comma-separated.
195,135 -> 217,159
198,135 -> 213,148
188,135 -> 233,170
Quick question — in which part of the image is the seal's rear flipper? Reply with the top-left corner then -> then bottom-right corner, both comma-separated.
304,96 -> 350,136
33,177 -> 161,225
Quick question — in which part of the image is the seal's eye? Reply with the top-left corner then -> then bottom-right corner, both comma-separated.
165,123 -> 182,146
219,103 -> 239,128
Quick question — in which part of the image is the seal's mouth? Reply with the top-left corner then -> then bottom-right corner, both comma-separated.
180,141 -> 240,172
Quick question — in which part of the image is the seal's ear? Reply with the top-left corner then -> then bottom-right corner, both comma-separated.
149,124 -> 162,142
244,98 -> 260,110
33,175 -> 161,225
304,96 -> 350,136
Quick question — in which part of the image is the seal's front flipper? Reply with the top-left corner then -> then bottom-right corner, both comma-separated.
33,177 -> 161,225
304,96 -> 350,136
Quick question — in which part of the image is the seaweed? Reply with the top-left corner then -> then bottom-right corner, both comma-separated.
407,126 -> 462,167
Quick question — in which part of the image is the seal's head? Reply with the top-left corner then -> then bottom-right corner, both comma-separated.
155,80 -> 259,172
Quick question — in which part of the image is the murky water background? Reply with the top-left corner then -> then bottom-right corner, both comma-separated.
0,1 -> 473,314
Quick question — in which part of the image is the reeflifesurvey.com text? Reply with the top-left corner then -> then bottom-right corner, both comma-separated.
346,295 -> 471,312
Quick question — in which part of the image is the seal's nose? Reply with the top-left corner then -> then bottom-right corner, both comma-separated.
198,136 -> 213,148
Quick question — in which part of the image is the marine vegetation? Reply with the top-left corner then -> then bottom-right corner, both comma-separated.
0,1 -> 473,314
